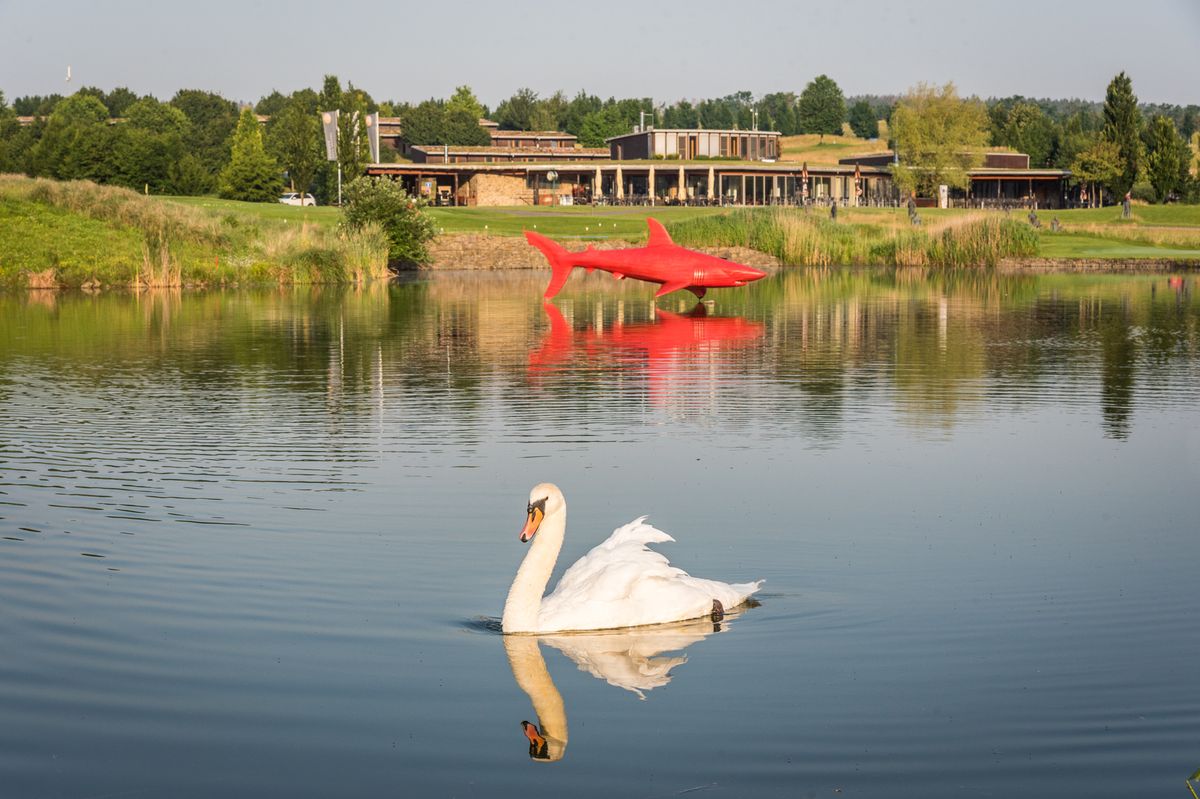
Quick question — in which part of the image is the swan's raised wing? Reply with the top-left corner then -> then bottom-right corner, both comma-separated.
538,517 -> 719,630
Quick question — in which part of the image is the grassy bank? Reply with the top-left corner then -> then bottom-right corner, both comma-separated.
158,197 -> 1200,262
0,176 -> 389,289
665,208 -> 1039,267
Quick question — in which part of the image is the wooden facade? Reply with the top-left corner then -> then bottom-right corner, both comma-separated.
606,128 -> 781,161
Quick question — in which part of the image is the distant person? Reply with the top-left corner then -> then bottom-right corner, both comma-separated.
907,194 -> 916,216
1028,208 -> 1040,228
1050,217 -> 1060,232
830,198 -> 838,222
1123,192 -> 1132,219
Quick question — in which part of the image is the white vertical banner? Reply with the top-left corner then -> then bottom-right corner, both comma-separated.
321,110 -> 339,161
365,112 -> 380,164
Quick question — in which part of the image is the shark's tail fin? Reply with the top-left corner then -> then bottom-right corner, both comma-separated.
524,231 -> 574,299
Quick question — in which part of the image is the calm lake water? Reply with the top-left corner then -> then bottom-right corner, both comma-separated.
1,268 -> 1198,798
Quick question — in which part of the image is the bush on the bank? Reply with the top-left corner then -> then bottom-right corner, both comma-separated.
340,176 -> 437,265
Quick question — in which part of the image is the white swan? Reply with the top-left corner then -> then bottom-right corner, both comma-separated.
502,483 -> 762,633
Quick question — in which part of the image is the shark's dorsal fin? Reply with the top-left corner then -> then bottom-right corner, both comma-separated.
646,218 -> 673,247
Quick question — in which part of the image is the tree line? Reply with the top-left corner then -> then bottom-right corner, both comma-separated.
1,71 -> 1196,204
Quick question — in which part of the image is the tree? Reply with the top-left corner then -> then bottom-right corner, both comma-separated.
1102,71 -> 1143,197
847,100 -> 877,139
1052,109 -> 1103,169
254,90 -> 288,117
341,176 -> 436,265
443,108 -> 491,146
399,100 -> 447,146
1069,139 -> 1121,207
577,106 -> 628,148
992,101 -> 1056,167
266,97 -> 322,195
28,92 -> 110,178
890,82 -> 989,197
125,97 -> 190,137
797,75 -> 846,138
760,92 -> 800,135
336,83 -> 371,188
561,92 -> 603,137
103,87 -> 140,117
167,153 -> 214,195
0,91 -> 19,172
219,108 -> 282,202
171,89 -> 239,177
495,88 -> 539,130
445,85 -> 484,121
1144,115 -> 1186,203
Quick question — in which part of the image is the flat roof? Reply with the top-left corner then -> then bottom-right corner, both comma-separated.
366,160 -> 891,175
490,130 -> 577,139
606,128 -> 782,143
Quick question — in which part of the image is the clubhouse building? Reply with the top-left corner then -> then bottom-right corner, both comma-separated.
365,123 -> 1071,209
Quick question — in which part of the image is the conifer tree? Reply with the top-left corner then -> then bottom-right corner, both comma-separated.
219,108 -> 283,202
1102,71 -> 1143,197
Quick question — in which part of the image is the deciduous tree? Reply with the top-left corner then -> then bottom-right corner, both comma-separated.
1144,115 -> 1186,203
29,93 -> 110,178
266,97 -> 322,195
797,75 -> 846,138
445,86 -> 485,121
889,82 -> 988,197
1069,139 -> 1121,206
171,89 -> 239,178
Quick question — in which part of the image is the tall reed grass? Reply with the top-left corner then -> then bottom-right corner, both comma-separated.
667,208 -> 1039,268
0,175 -> 390,288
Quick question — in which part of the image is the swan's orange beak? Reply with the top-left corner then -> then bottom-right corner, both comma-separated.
521,720 -> 549,760
520,504 -> 544,543
521,720 -> 545,747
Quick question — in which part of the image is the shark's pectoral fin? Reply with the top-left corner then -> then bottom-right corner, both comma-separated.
654,281 -> 689,298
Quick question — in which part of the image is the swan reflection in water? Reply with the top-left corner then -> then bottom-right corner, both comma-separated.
503,610 -> 749,762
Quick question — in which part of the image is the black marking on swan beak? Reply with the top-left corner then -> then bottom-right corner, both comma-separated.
711,599 -> 725,622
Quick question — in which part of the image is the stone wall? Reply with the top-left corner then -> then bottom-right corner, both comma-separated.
465,173 -> 584,207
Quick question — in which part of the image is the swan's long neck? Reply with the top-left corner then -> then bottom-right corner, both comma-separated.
502,506 -> 565,633
503,635 -> 568,761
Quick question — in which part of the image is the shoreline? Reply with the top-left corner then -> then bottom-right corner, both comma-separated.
417,232 -> 1198,274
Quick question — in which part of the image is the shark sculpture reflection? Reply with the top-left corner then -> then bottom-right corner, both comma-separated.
528,302 -> 765,405
503,611 -> 747,762
525,218 -> 767,300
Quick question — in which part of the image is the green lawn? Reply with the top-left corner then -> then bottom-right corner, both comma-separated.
1039,232 -> 1200,260
1031,205 -> 1200,227
163,195 -> 341,225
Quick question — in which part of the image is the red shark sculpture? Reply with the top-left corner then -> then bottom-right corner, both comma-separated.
524,218 -> 767,300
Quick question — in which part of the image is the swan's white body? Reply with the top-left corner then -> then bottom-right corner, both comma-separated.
502,484 -> 762,634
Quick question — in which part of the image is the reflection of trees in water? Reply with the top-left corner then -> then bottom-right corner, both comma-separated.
1,272 -> 1196,444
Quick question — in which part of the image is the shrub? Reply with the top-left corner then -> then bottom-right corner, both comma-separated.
1130,181 -> 1157,204
340,176 -> 437,265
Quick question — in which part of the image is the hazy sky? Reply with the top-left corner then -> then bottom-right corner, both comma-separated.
2,0 -> 1198,107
